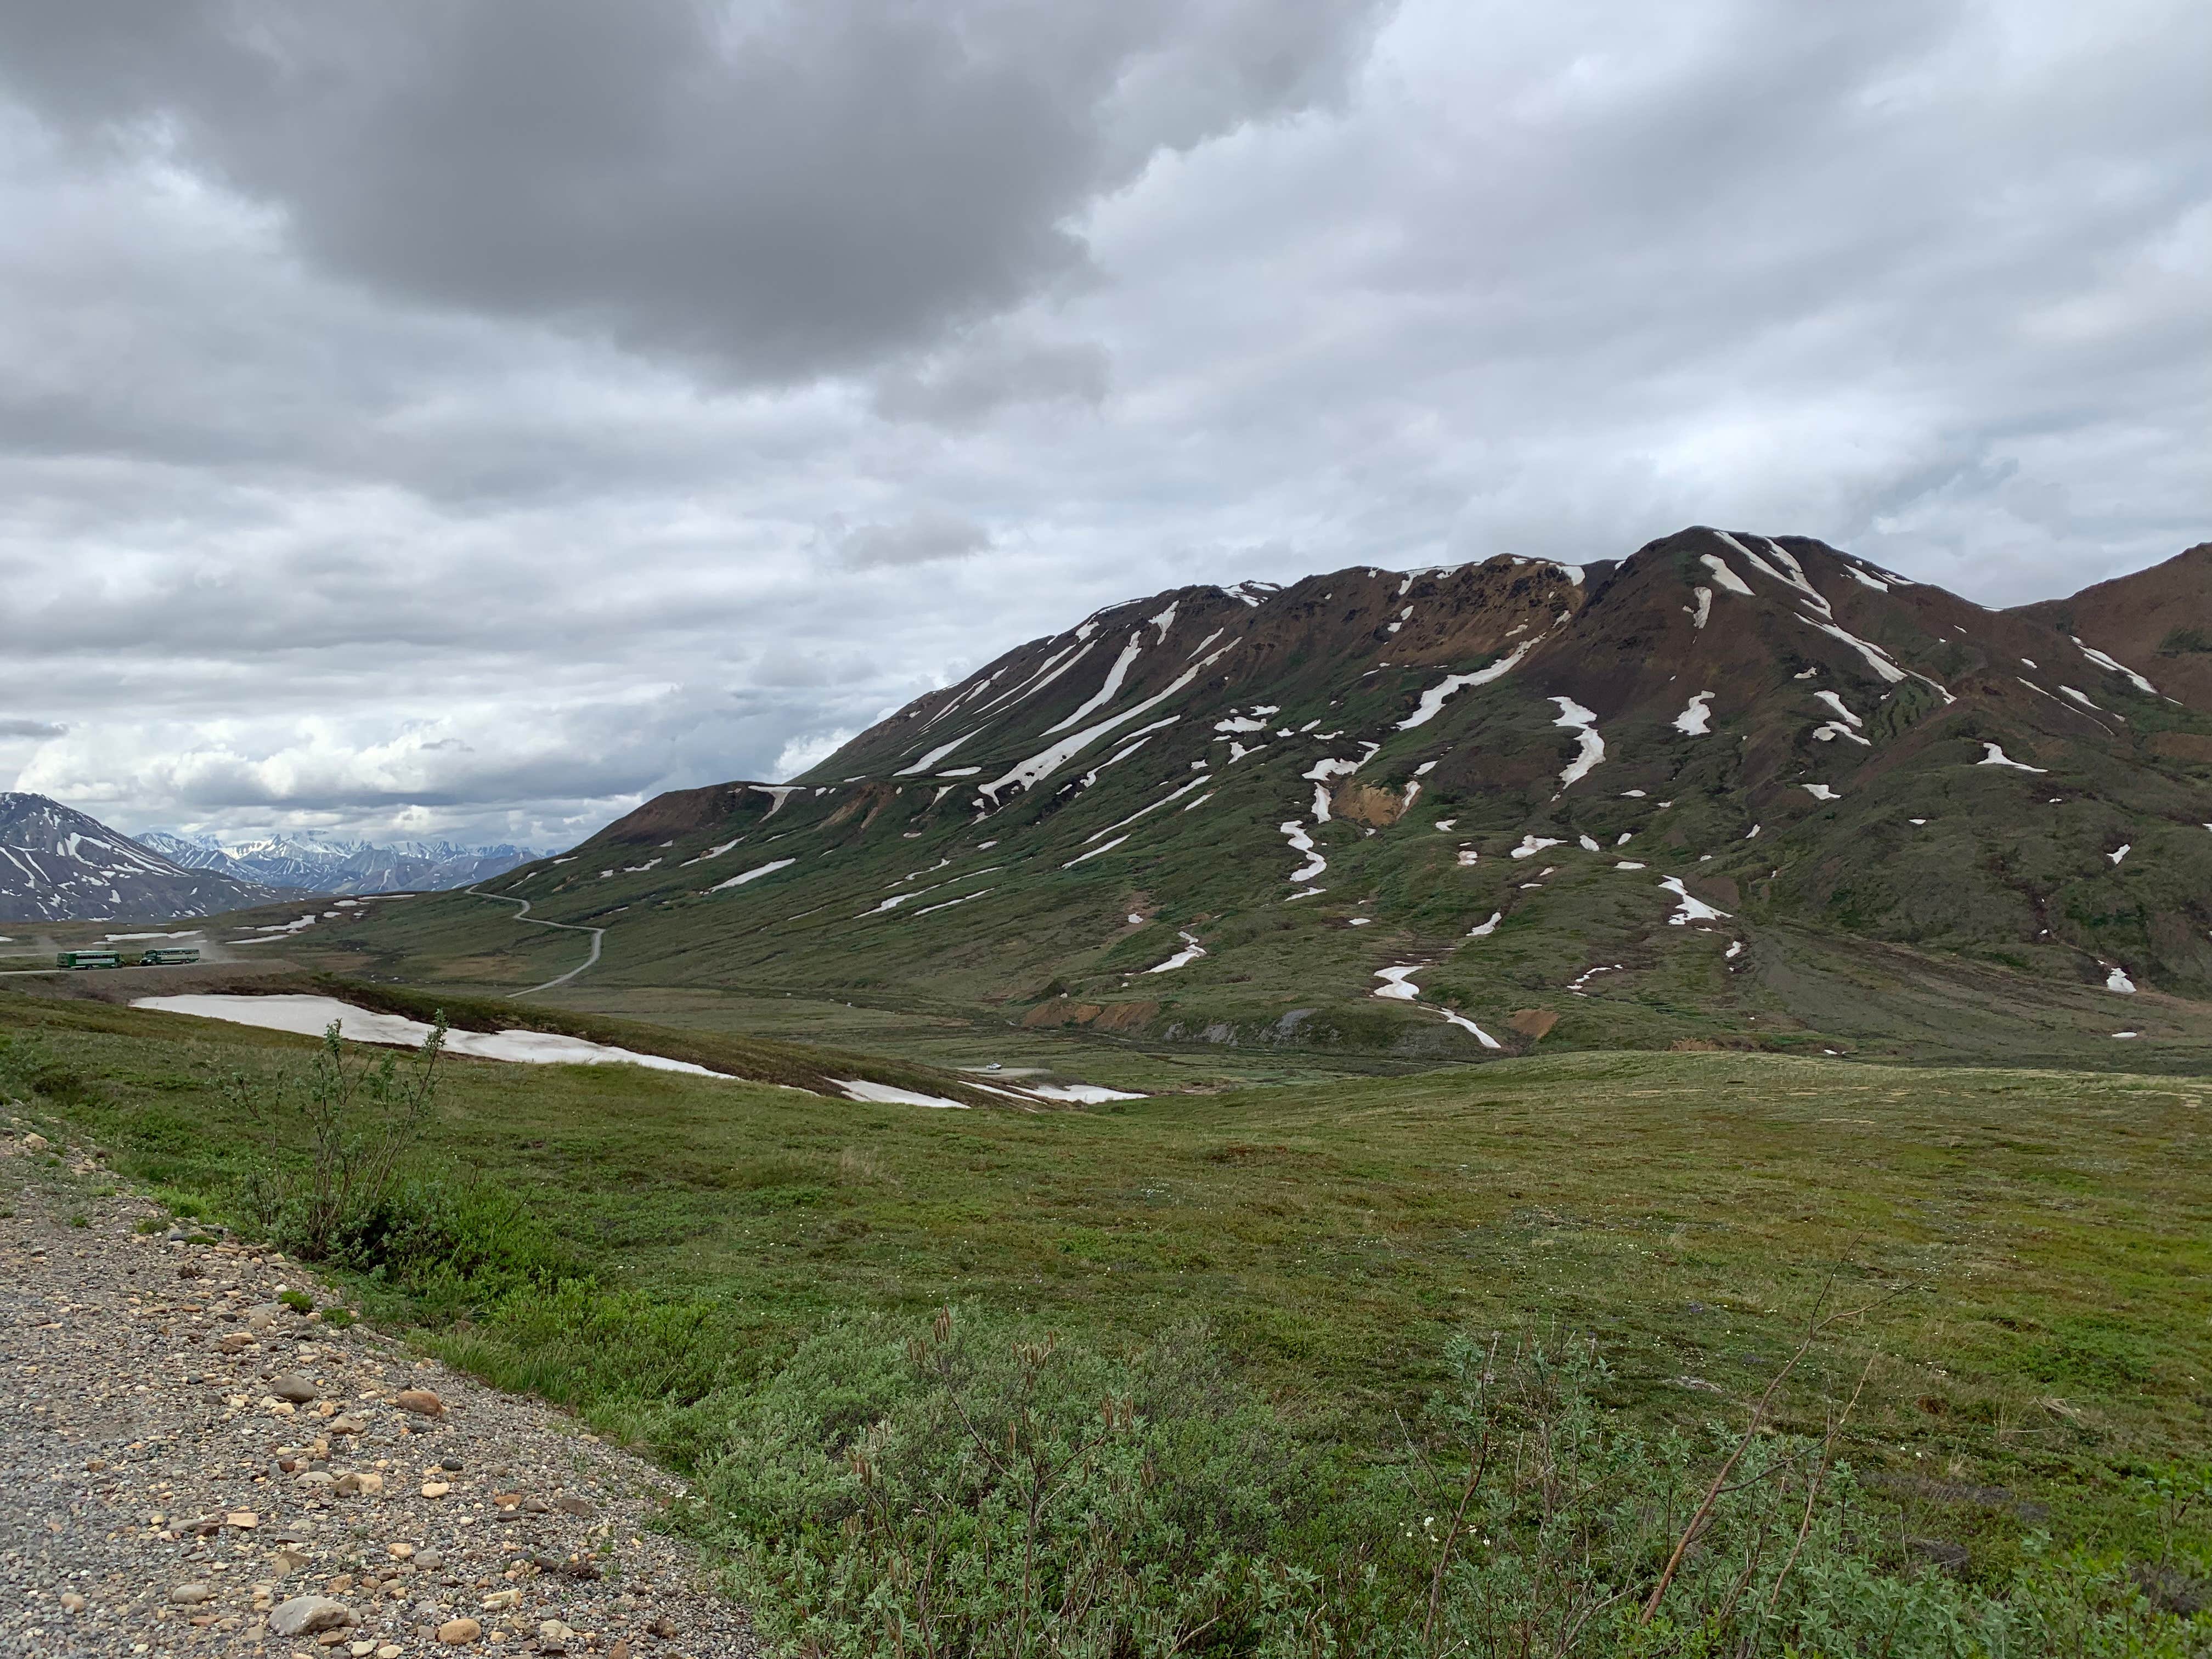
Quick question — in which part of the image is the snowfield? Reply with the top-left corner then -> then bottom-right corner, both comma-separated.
134,995 -> 726,1076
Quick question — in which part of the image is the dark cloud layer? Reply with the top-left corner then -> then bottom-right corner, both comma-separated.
0,0 -> 2202,845
0,0 -> 1384,379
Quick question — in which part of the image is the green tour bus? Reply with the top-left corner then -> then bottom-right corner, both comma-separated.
54,949 -> 123,970
138,946 -> 201,966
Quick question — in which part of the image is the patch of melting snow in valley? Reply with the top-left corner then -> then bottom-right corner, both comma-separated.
2105,967 -> 2137,994
1698,554 -> 1754,597
837,1079 -> 969,1109
1398,640 -> 1539,729
1280,821 -> 1326,884
709,857 -> 796,892
1373,966 -> 1423,1000
1803,784 -> 1841,801
2107,844 -> 2131,866
683,836 -> 748,865
136,995 -> 729,1076
916,888 -> 990,915
1685,587 -> 1713,629
1550,697 -> 1603,789
1147,932 -> 1207,973
1436,1008 -> 1504,1048
1660,878 -> 1731,926
1467,912 -> 1502,936
1511,835 -> 1562,859
1978,743 -> 2046,773
1673,692 -> 1715,735
2072,638 -> 2158,695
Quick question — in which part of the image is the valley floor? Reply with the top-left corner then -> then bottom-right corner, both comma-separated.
0,1143 -> 755,1658
5,983 -> 2209,1651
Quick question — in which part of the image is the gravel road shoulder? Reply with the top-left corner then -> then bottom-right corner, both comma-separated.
0,1128 -> 758,1659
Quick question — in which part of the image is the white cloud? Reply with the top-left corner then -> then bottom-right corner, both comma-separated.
0,0 -> 2202,841
774,729 -> 857,782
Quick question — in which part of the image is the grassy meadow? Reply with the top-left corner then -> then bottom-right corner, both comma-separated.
5,985 -> 2209,1651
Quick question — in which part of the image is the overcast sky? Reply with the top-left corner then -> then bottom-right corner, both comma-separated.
0,0 -> 2204,849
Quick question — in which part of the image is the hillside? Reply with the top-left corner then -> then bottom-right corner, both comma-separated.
263,528 -> 2212,1068
0,793 -> 302,922
139,831 -> 549,895
2010,540 -> 2212,720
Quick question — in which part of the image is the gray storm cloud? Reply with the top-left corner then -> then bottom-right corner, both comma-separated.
0,0 -> 2202,844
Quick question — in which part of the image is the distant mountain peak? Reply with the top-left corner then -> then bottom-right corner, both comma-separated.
0,795 -> 294,923
135,828 -> 554,898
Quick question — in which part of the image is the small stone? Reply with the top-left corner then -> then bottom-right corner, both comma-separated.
436,1616 -> 483,1645
386,1542 -> 415,1560
270,1373 -> 319,1404
297,1469 -> 335,1489
1908,1537 -> 1971,1575
273,1550 -> 311,1577
537,1620 -> 575,1652
170,1584 -> 214,1605
22,1132 -> 48,1150
227,1510 -> 259,1529
245,1304 -> 285,1330
333,1471 -> 384,1497
219,1333 -> 256,1353
553,1494 -> 595,1518
377,1647 -> 404,1658
421,1480 -> 452,1499
393,1389 -> 444,1417
327,1416 -> 365,1436
481,1589 -> 520,1611
59,1593 -> 87,1614
351,1644 -> 377,1657
521,1498 -> 552,1515
648,1615 -> 678,1639
608,1640 -> 630,1659
268,1595 -> 353,1637
414,1550 -> 445,1572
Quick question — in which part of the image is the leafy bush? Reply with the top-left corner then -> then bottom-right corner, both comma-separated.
230,1016 -> 445,1261
688,1307 -> 1310,1657
580,1311 -> 2203,1658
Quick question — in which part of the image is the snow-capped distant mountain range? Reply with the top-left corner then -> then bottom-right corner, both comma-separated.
0,794 -> 293,922
0,792 -> 557,922
137,831 -> 551,898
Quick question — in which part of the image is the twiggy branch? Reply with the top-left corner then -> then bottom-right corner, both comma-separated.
1639,1263 -> 1906,1627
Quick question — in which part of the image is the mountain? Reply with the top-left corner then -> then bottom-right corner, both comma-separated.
2009,540 -> 2212,720
291,529 -> 2212,1068
138,832 -> 549,896
0,794 -> 301,922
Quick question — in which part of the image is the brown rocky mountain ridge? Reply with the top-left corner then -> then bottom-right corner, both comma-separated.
273,527 -> 2212,1068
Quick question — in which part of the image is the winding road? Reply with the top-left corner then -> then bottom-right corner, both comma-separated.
470,889 -> 605,996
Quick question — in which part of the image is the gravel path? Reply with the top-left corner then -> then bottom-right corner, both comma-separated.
0,1129 -> 759,1659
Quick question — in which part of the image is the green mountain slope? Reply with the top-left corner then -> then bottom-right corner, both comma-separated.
263,527 -> 2212,1068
